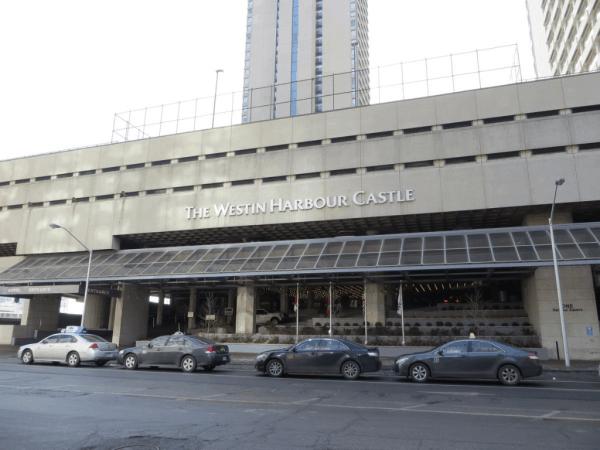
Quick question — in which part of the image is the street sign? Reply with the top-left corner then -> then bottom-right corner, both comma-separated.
187,312 -> 194,318
206,314 -> 216,320
0,284 -> 121,298
586,327 -> 594,336
224,308 -> 233,316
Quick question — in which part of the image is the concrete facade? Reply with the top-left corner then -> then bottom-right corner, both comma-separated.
112,284 -> 149,347
526,0 -> 600,77
82,294 -> 109,329
236,285 -> 256,334
523,265 -> 600,360
365,282 -> 385,326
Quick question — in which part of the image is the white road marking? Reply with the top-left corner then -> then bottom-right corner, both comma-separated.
540,410 -> 562,418
418,391 -> 494,396
294,397 -> 322,404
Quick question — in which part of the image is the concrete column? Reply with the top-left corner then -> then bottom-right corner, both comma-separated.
111,284 -> 150,347
188,288 -> 197,330
83,294 -> 108,329
108,297 -> 117,331
227,289 -> 235,325
384,284 -> 394,312
156,290 -> 165,326
20,294 -> 61,331
235,284 -> 256,334
522,265 -> 600,360
280,287 -> 289,314
365,282 -> 385,326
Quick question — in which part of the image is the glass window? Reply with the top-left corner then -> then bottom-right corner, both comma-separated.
351,20 -> 356,26
188,336 -> 215,346
79,335 -> 108,343
471,341 -> 502,353
245,60 -> 250,67
246,51 -> 251,58
57,334 -> 77,343
243,115 -> 248,122
247,25 -> 252,32
351,30 -> 356,37
442,341 -> 469,354
244,79 -> 249,86
295,340 -> 319,351
351,2 -> 356,8
42,335 -> 60,344
150,336 -> 169,347
166,336 -> 186,347
248,17 -> 252,24
246,43 -> 251,49
350,11 -> 356,17
320,339 -> 349,351
245,69 -> 250,76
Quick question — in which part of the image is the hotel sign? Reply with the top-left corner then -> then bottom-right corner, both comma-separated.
186,189 -> 415,219
0,285 -> 121,298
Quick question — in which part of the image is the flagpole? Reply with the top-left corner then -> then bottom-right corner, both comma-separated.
399,282 -> 405,345
328,282 -> 332,337
364,281 -> 368,345
295,283 -> 299,343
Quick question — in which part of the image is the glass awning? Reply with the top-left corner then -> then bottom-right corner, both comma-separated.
1,222 -> 599,284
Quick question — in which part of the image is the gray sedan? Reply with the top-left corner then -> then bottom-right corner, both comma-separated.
18,333 -> 119,367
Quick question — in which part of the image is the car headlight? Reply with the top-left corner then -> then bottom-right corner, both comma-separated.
397,357 -> 409,365
256,353 -> 268,361
119,350 -> 124,355
368,351 -> 379,357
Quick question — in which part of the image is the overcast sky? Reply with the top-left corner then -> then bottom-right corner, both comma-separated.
0,0 -> 535,161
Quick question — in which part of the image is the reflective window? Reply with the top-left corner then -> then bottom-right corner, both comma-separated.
150,336 -> 169,347
42,336 -> 60,344
442,341 -> 469,354
319,339 -> 349,351
295,340 -> 319,351
166,336 -> 186,347
471,341 -> 502,353
79,335 -> 108,343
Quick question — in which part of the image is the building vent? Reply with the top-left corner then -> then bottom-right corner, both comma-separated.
96,194 -> 114,201
126,163 -> 145,170
146,189 -> 167,196
205,152 -> 227,159
526,110 -> 560,119
232,179 -> 255,186
295,172 -> 321,180
404,160 -> 434,169
79,170 -> 95,176
579,142 -> 600,151
445,156 -> 477,165
29,202 -> 43,208
330,168 -> 357,176
35,176 -> 51,182
102,167 -> 120,173
151,159 -> 171,166
0,181 -> 9,186
235,149 -> 257,155
73,197 -> 89,203
483,115 -> 515,124
7,204 -> 22,210
265,144 -> 289,152
122,191 -> 140,197
571,104 -> 600,114
403,126 -> 432,135
202,183 -> 224,189
366,165 -> 394,172
15,179 -> 29,184
173,185 -> 195,192
263,176 -> 287,183
49,200 -> 67,205
486,151 -> 521,160
531,146 -> 565,155
177,156 -> 198,163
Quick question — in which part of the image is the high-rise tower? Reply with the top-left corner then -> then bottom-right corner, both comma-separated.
526,0 -> 599,78
243,0 -> 369,123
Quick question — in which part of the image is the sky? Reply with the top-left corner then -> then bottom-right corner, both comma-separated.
0,0 -> 536,161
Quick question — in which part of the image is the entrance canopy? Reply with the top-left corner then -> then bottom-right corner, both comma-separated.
1,222 -> 599,285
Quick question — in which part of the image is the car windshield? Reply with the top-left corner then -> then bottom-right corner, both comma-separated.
187,336 -> 215,346
79,335 -> 108,343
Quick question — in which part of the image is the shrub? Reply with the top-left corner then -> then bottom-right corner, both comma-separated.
404,323 -> 411,327
265,321 -> 278,334
441,307 -> 447,311
479,323 -> 485,327
521,327 -> 536,336
335,322 -> 341,327
430,328 -> 439,336
266,336 -> 279,344
301,326 -> 314,335
426,322 -> 432,327
436,321 -> 444,327
386,321 -> 393,326
488,323 -> 495,327
413,322 -> 421,327
408,326 -> 422,336
448,306 -> 455,310
468,323 -> 474,327
456,322 -> 463,326
444,322 -> 452,327
281,336 -> 295,344
344,323 -> 351,327
523,322 -> 531,326
451,327 -> 462,336
352,323 -> 359,326
512,322 -> 519,326
502,323 -> 509,327
375,322 -> 383,327
315,322 -> 322,327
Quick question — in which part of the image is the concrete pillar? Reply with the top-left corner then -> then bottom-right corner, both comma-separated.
112,284 -> 150,347
108,297 -> 117,331
188,288 -> 197,330
365,282 -> 385,326
280,287 -> 289,314
522,265 -> 600,360
83,294 -> 108,329
384,284 -> 394,312
227,289 -> 235,325
235,284 -> 256,334
20,294 -> 61,331
156,290 -> 165,326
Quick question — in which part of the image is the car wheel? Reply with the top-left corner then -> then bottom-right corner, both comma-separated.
181,356 -> 197,373
67,352 -> 81,367
498,364 -> 521,386
124,354 -> 138,370
266,359 -> 284,377
95,361 -> 107,367
21,350 -> 33,364
270,317 -> 280,324
341,361 -> 361,380
409,363 -> 430,383
202,365 -> 216,371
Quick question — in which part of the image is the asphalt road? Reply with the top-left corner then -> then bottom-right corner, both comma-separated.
0,357 -> 599,450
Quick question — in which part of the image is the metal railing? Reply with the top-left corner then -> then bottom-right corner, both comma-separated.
111,44 -> 522,143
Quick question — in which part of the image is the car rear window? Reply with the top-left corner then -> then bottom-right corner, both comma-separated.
79,335 -> 108,343
187,336 -> 215,345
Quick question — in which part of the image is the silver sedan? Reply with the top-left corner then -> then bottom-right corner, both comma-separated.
17,333 -> 119,367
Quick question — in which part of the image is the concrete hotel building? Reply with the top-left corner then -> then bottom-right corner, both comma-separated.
243,0 -> 369,122
527,0 -> 600,77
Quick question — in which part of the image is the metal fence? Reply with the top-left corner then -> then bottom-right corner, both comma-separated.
111,44 -> 522,143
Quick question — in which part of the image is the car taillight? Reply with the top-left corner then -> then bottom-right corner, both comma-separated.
205,345 -> 215,353
527,354 -> 538,360
89,343 -> 99,349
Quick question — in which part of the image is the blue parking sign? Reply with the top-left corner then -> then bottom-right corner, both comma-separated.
586,327 -> 593,336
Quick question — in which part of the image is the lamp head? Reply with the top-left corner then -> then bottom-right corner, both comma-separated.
49,223 -> 62,229
555,177 -> 565,186
216,69 -> 223,73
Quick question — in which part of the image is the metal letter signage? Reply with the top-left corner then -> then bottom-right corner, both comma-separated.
185,189 -> 415,219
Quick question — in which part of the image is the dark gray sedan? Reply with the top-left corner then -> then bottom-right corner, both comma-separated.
118,334 -> 230,372
394,339 -> 542,386
255,338 -> 382,380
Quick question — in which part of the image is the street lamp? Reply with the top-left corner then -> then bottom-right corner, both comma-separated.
548,177 -> 570,367
212,69 -> 224,128
49,223 -> 92,327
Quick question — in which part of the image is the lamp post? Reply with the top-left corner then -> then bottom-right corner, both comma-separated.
49,224 -> 92,327
212,69 -> 224,128
548,177 -> 570,367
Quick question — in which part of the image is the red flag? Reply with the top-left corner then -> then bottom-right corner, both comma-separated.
294,288 -> 298,312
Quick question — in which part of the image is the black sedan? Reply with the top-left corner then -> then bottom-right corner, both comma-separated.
394,339 -> 542,386
118,334 -> 230,373
255,338 -> 382,380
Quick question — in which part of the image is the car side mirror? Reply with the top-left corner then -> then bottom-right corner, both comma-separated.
437,350 -> 443,355
41,341 -> 47,344
147,343 -> 153,349
292,347 -> 297,352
